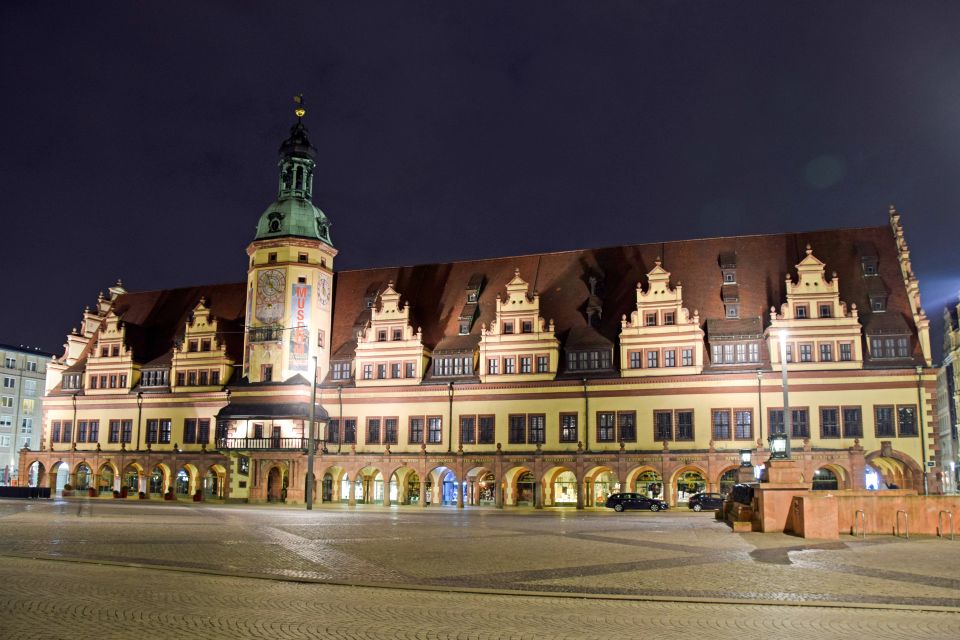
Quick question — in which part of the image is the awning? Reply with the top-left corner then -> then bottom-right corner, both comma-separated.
215,401 -> 329,421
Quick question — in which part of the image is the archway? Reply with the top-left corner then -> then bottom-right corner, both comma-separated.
584,466 -> 619,507
404,470 -> 421,505
673,467 -> 707,504
97,462 -> 118,494
718,467 -> 739,496
355,466 -> 384,504
175,467 -> 192,497
50,461 -> 70,493
812,466 -> 839,491
123,463 -> 143,496
866,451 -> 921,490
542,466 -> 577,506
472,470 -> 496,506
149,464 -> 169,495
503,466 -> 534,506
266,465 -> 286,502
204,465 -> 226,498
627,468 -> 663,499
26,461 -> 45,488
74,462 -> 93,491
321,465 -> 345,502
425,466 -> 458,506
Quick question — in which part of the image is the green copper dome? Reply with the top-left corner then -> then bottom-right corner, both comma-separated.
254,115 -> 333,246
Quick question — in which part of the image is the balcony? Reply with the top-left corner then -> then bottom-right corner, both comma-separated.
216,437 -> 325,451
249,327 -> 284,343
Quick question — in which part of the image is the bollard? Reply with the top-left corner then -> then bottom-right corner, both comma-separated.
938,511 -> 954,541
853,509 -> 866,538
895,510 -> 909,539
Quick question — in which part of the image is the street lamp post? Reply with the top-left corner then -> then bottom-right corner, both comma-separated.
447,382 -> 454,453
136,392 -> 143,450
306,356 -> 318,510
769,329 -> 791,459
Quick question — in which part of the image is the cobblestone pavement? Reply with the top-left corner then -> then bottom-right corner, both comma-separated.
3,556 -> 960,640
1,499 -> 959,620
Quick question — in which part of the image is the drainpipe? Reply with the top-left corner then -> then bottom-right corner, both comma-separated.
70,392 -> 78,447
336,384 -> 343,454
582,378 -> 589,452
136,391 -> 143,451
916,366 -> 929,495
756,370 -> 763,444
447,381 -> 454,453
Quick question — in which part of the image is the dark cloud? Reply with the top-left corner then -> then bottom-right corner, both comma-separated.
1,1 -> 958,360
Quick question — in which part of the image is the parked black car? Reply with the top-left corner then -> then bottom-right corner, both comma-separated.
687,492 -> 725,512
605,493 -> 669,512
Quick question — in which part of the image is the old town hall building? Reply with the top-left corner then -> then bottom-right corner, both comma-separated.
22,110 -> 941,509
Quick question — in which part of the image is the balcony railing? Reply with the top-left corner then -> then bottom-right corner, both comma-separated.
216,437 -> 325,451
249,327 -> 284,343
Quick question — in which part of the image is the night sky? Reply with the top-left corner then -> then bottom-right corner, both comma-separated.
2,1 -> 959,360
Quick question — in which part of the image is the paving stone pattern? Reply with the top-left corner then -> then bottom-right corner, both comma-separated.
1,499 -> 959,637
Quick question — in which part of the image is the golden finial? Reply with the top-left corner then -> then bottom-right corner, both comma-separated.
293,94 -> 306,119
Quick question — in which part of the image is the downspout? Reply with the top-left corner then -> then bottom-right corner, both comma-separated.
582,378 -> 589,452
917,366 -> 929,495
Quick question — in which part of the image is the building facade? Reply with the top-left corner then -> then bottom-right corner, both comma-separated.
937,295 -> 960,493
1,344 -> 53,484
21,111 -> 942,508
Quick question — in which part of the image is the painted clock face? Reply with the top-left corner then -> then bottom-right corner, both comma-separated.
255,269 -> 286,324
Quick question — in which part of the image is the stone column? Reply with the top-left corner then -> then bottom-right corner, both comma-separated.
494,476 -> 503,508
419,478 -> 427,508
348,475 -> 357,506
383,475 -> 391,506
456,476 -> 464,509
575,472 -> 584,510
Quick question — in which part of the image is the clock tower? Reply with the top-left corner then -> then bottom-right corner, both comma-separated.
244,100 -> 337,383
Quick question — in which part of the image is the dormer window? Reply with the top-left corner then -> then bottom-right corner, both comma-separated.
723,271 -> 736,283
200,338 -> 211,351
100,346 -> 109,357
818,304 -> 832,318
664,312 -> 675,326
862,257 -> 878,275
458,320 -> 470,335
502,321 -> 514,334
364,296 -> 374,309
645,313 -> 657,326
795,305 -> 808,319
331,361 -> 351,380
870,294 -> 887,312
521,320 -> 533,333
467,292 -> 478,303
188,340 -> 198,352
392,328 -> 402,341
377,329 -> 387,342
725,304 -> 739,319
111,345 -> 120,357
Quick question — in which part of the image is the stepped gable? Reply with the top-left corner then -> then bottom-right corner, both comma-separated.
328,225 -> 920,366
107,282 -> 246,364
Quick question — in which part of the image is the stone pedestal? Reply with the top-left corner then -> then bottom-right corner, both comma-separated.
737,466 -> 755,484
753,458 -> 810,533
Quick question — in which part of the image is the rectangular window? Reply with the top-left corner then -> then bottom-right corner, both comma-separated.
188,340 -> 198,353
176,372 -> 185,386
734,410 -> 753,440
146,419 -> 158,444
618,411 -> 637,442
712,409 -> 731,440
799,344 -> 813,362
597,412 -> 615,442
210,370 -> 220,385
736,343 -> 746,363
253,423 -> 264,439
377,329 -> 387,342
88,420 -> 99,442
536,355 -> 549,373
503,358 -> 515,374
200,338 -> 211,352
327,419 -> 340,443
405,362 -> 415,378
528,414 -> 545,444
109,374 -> 118,388
723,343 -> 734,363
664,312 -> 675,325
62,420 -> 73,442
785,344 -> 793,363
791,409 -> 809,438
159,419 -> 172,444
840,343 -> 852,361
197,419 -> 209,444
427,416 -> 442,444
748,343 -> 759,362
896,337 -> 909,358
362,364 -> 373,380
478,415 -> 495,444
366,418 -> 381,444
508,414 -> 526,444
198,371 -> 208,386
654,410 -> 672,441
90,375 -> 98,389
183,418 -> 197,444
629,351 -> 641,369
121,420 -> 133,444
343,419 -> 357,444
261,364 -> 273,382
384,418 -> 398,445
51,421 -> 61,443
820,407 -> 840,438
681,348 -> 693,367
820,343 -> 833,362
521,320 -> 533,333
664,350 -> 676,367
392,328 -> 402,341
520,356 -> 532,374
560,413 -> 578,443
675,410 -> 694,441
409,417 -> 424,444
897,405 -> 917,436
796,305 -> 808,319
875,406 -> 895,437
109,420 -> 120,443
188,371 -> 197,386
391,363 -> 401,378
819,304 -> 832,318
646,351 -> 659,368
502,321 -> 514,334
298,252 -> 308,263
75,420 -> 86,443
487,358 -> 498,375
376,364 -> 386,379
645,313 -> 657,326
460,416 -> 476,444
842,407 -> 862,438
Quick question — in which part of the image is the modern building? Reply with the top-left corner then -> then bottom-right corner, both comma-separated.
937,295 -> 960,493
21,109 -> 942,507
1,344 -> 54,484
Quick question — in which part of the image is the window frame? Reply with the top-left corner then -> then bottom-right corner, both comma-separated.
711,409 -> 731,440
559,412 -> 578,443
820,406 -> 840,439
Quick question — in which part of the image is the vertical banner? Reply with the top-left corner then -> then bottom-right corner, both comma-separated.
289,283 -> 311,371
